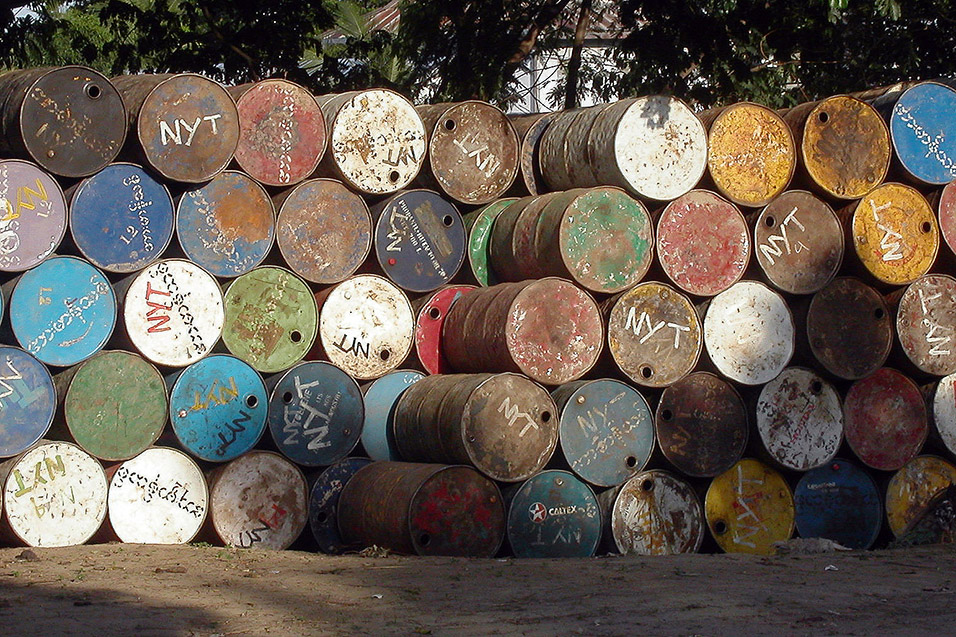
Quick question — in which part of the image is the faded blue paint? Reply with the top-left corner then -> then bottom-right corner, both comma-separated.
169,354 -> 268,462
794,458 -> 882,550
889,82 -> 956,185
309,456 -> 373,553
0,346 -> 56,458
361,369 -> 424,461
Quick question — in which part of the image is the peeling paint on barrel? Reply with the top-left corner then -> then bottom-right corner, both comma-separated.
0,346 -> 55,458
414,285 -> 475,375
309,457 -> 373,553
0,159 -> 67,272
463,198 -> 517,286
885,455 -> 956,537
608,470 -> 704,555
896,274 -> 956,376
506,470 -> 601,558
794,459 -> 882,550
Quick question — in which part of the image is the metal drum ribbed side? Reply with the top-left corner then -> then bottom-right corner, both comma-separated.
462,197 -> 518,286
896,274 -> 956,376
539,107 -> 586,192
360,369 -> 424,461
794,459 -> 882,550
309,456 -> 373,553
885,455 -> 956,537
414,285 -> 476,375
608,470 -> 704,555
0,159 -> 67,272
0,346 -> 55,458
506,470 -> 601,558
508,112 -> 555,195
488,193 -> 556,281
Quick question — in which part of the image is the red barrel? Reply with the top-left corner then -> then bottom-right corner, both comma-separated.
413,285 -> 476,375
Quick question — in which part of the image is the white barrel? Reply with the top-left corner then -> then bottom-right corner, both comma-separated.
607,469 -> 704,555
933,374 -> 956,457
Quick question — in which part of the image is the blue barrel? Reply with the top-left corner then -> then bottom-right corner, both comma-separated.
506,469 -> 601,558
794,458 -> 882,550
360,370 -> 424,461
69,163 -> 174,273
169,354 -> 268,462
0,346 -> 56,458
10,256 -> 115,367
883,82 -> 956,185
551,379 -> 655,488
267,361 -> 364,467
309,456 -> 373,553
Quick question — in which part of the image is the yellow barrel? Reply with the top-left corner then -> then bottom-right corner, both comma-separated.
885,455 -> 956,537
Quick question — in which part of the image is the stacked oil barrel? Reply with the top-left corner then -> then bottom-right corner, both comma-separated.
1,66 -> 956,558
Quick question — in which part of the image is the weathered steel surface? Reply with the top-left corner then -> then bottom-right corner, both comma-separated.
222,266 -> 317,374
807,277 -> 892,379
442,278 -> 604,386
704,102 -> 796,207
880,82 -> 956,185
113,73 -> 239,183
509,112 -> 555,195
369,189 -> 466,293
231,79 -> 326,187
754,190 -> 843,295
0,66 -> 126,177
275,178 -> 371,285
416,101 -> 519,205
848,182 -> 938,286
315,274 -> 414,381
655,371 -> 748,478
0,346 -> 55,458
414,285 -> 475,375
463,198 -> 517,286
607,470 -> 704,555
337,461 -> 505,557
208,450 -> 308,550
551,379 -> 654,488
394,373 -> 558,482
0,159 -> 67,272
169,354 -> 268,463
318,89 -> 426,195
705,458 -> 795,555
360,369 -> 424,461
755,367 -> 843,472
657,190 -> 751,297
122,259 -> 224,368
176,170 -> 275,278
844,367 -> 927,471
885,455 -> 956,537
783,95 -> 890,199
506,470 -> 601,558
0,440 -> 107,547
793,458 -> 882,550
63,350 -> 167,461
605,281 -> 702,388
267,361 -> 364,468
539,107 -> 588,192
308,456 -> 373,553
487,193 -> 555,280
107,446 -> 208,544
933,373 -> 956,457
937,180 -> 956,257
69,162 -> 174,273
896,274 -> 956,376
703,280 -> 794,386
10,255 -> 115,367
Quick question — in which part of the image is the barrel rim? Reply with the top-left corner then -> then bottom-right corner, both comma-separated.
612,468 -> 704,554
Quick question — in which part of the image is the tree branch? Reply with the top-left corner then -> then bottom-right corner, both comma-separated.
200,6 -> 259,80
564,0 -> 592,109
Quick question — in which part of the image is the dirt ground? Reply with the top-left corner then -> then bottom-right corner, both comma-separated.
1,544 -> 955,636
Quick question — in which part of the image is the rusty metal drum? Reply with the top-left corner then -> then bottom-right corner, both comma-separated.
754,190 -> 843,295
69,162 -> 174,273
361,369 -> 424,461
414,285 -> 475,375
657,190 -> 751,297
394,373 -> 558,482
794,458 -> 882,550
847,183 -> 938,286
369,189 -> 466,293
463,198 -> 517,286
176,170 -> 275,278
113,73 -> 239,183
231,79 -> 326,187
551,379 -> 655,488
509,112 -> 555,195
783,95 -> 890,199
337,461 -> 505,557
0,159 -> 67,272
487,193 -> 553,280
221,266 -> 317,374
0,440 -> 107,547
275,178 -> 371,285
61,350 -> 167,461
315,274 -> 414,381
442,278 -> 604,386
879,82 -> 956,186
267,361 -> 364,468
703,102 -> 796,207
755,367 -> 843,472
0,66 -> 126,177
10,255 -> 115,367
896,274 -> 956,376
0,346 -> 55,458
606,470 -> 704,555
122,259 -> 224,368
309,456 -> 373,554
705,458 -> 795,554
208,450 -> 309,549
936,180 -> 956,257
107,447 -> 208,544
655,371 -> 748,478
844,368 -> 927,471
932,373 -> 956,457
318,89 -> 426,195
605,281 -> 702,388
169,354 -> 268,463
506,470 -> 601,558
416,101 -> 519,205
885,455 -> 956,537
703,280 -> 795,386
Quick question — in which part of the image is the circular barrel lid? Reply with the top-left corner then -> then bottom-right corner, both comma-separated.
506,470 -> 601,558
609,470 -> 704,555
0,159 -> 67,272
896,274 -> 956,376
0,346 -> 55,458
886,82 -> 956,185
794,459 -> 882,550
885,455 -> 956,537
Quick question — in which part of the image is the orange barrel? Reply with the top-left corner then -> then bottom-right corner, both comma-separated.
413,285 -> 476,375
895,274 -> 956,376
442,278 -> 604,386
508,112 -> 555,196
885,455 -> 956,537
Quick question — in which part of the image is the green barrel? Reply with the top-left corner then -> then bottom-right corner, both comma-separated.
462,198 -> 518,286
